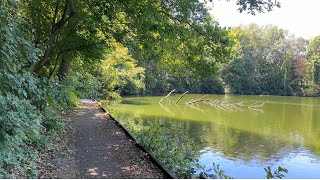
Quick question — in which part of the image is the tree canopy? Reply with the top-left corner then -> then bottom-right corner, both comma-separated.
10,0 -> 280,78
222,24 -> 318,96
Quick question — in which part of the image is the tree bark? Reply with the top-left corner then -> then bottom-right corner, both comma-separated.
33,0 -> 75,74
58,58 -> 71,79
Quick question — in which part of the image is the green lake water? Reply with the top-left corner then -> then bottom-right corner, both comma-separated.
104,94 -> 320,178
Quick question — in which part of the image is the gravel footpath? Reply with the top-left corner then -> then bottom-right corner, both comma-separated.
40,99 -> 166,179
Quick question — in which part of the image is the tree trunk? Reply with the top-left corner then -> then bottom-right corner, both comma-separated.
33,0 -> 75,75
58,58 -> 71,80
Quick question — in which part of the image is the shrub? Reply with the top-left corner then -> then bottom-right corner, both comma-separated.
0,5 -> 70,177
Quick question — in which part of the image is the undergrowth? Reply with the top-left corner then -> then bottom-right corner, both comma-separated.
0,5 -> 98,178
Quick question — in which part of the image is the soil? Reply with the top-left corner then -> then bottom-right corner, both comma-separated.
39,99 -> 166,179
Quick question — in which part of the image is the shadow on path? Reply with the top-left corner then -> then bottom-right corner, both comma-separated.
73,99 -> 165,178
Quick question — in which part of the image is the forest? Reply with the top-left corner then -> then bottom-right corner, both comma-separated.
0,0 -> 319,178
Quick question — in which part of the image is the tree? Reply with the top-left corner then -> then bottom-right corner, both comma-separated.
221,24 -> 317,96
96,43 -> 145,98
223,24 -> 288,95
307,36 -> 320,85
0,0 -> 284,177
16,0 -> 280,79
0,3 -> 66,177
233,0 -> 280,14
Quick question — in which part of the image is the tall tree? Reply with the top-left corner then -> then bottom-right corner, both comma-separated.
222,24 -> 316,96
307,36 -> 320,85
16,0 -> 280,79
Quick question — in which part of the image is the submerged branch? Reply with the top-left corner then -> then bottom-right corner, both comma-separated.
186,103 -> 204,112
159,89 -> 265,113
159,103 -> 172,114
187,96 -> 265,112
187,94 -> 208,105
175,91 -> 189,104
159,89 -> 176,104
249,103 -> 265,108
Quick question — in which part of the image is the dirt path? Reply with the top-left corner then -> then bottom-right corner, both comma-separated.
40,99 -> 166,179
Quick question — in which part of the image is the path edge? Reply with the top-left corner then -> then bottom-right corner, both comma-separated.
92,99 -> 178,179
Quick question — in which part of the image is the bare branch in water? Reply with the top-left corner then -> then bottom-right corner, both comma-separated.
159,89 -> 176,104
187,94 -> 208,105
175,91 -> 189,104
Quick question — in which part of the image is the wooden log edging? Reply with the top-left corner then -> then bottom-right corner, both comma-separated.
93,99 -> 178,179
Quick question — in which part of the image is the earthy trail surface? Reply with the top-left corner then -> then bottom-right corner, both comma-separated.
40,99 -> 166,179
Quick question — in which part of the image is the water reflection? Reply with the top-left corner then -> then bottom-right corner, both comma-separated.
105,94 -> 320,178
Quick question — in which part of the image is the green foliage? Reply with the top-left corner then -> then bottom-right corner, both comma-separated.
0,93 -> 65,178
122,118 -> 289,179
232,0 -> 281,14
307,36 -> 320,88
222,24 -> 319,96
0,5 -> 70,177
46,79 -> 76,110
74,73 -> 101,98
94,43 -> 145,98
168,76 -> 225,95
9,0 -> 286,99
264,166 -> 288,179
198,162 -> 232,179
134,23 -> 319,97
0,0 -> 292,178
211,163 -> 233,179
0,94 -> 42,159
141,60 -> 225,96
41,108 -> 65,136
123,120 -> 235,179
124,121 -> 201,178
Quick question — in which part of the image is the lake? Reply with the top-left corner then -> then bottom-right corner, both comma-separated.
104,94 -> 320,178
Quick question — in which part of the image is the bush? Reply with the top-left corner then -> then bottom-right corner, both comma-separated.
0,5 -> 71,177
41,108 -> 66,136
0,94 -> 43,178
124,121 -> 202,178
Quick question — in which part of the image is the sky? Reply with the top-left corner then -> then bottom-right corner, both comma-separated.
209,0 -> 320,40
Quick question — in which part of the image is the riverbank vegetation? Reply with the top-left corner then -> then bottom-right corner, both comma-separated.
122,118 -> 288,179
0,0 -> 319,178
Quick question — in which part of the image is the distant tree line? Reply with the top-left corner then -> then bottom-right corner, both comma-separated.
222,25 -> 320,96
132,25 -> 320,97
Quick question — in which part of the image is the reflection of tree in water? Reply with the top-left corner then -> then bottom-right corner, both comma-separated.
202,123 -> 301,163
155,119 -> 303,163
200,120 -> 320,164
310,110 -> 320,155
122,113 -> 320,163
